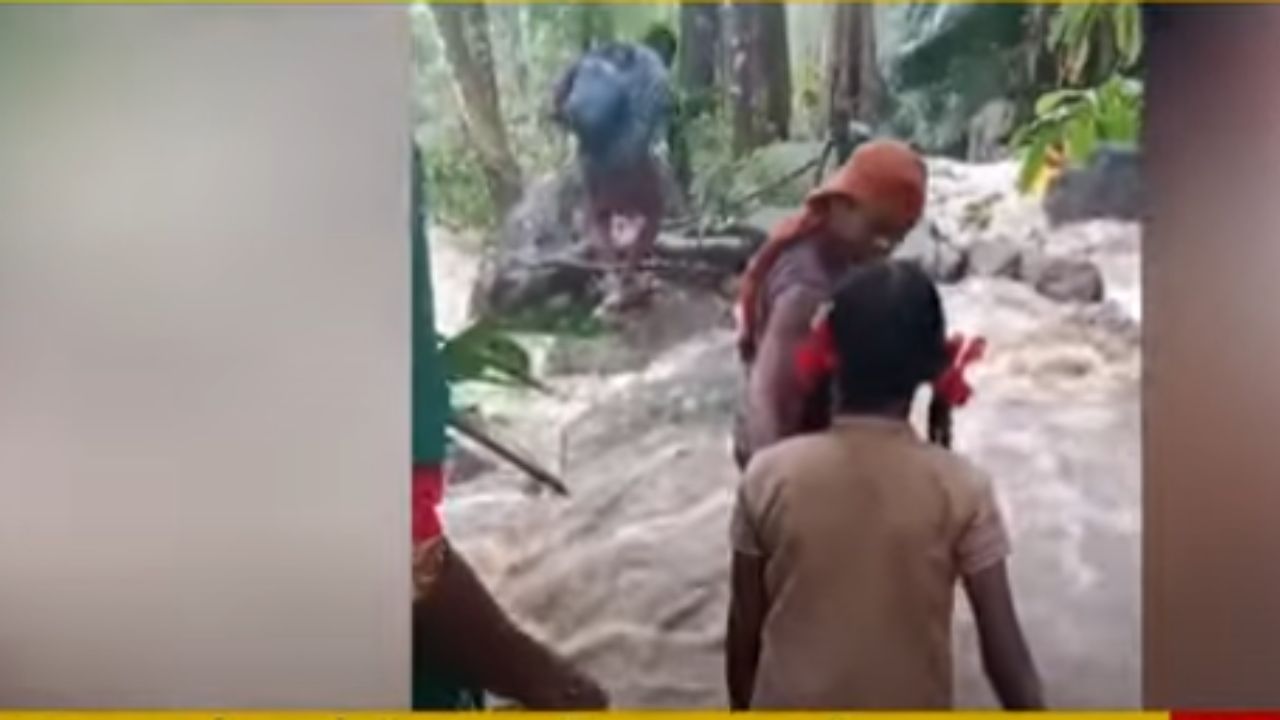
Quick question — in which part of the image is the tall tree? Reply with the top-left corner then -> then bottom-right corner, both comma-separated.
760,5 -> 792,141
431,4 -> 523,219
729,3 -> 791,155
578,5 -> 615,51
824,3 -> 878,162
678,3 -> 721,110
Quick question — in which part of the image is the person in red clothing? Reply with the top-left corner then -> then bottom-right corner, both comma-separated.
732,139 -> 931,469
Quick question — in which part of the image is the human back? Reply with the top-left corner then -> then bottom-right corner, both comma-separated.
559,41 -> 671,172
727,260 -> 1043,711
739,421 -> 1000,708
559,52 -> 628,155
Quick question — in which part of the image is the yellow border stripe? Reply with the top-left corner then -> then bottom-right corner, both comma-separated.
0,707 -> 1172,712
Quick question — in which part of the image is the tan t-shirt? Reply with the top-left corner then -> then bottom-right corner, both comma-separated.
731,415 -> 1012,710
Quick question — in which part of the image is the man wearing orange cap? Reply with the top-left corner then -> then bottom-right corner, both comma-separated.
733,139 -> 928,468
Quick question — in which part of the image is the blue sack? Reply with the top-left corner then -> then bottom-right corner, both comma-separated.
561,55 -> 628,152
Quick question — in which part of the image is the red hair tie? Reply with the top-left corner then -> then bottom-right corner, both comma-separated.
933,335 -> 986,407
794,318 -> 837,395
793,323 -> 987,408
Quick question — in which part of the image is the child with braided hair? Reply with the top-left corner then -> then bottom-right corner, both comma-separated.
726,260 -> 1044,710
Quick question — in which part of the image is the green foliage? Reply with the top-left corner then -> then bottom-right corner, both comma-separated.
440,318 -> 538,390
1048,3 -> 1143,86
1013,75 -> 1142,192
1013,3 -> 1144,193
440,306 -> 606,391
421,139 -> 496,231
685,112 -> 742,224
793,58 -> 826,139
414,4 -> 679,232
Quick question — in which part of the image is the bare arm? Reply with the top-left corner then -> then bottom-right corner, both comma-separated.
415,541 -> 608,709
962,561 -> 1045,710
726,551 -> 767,710
746,286 -> 823,456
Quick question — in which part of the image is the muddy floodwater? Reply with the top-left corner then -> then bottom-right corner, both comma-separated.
434,160 -> 1142,709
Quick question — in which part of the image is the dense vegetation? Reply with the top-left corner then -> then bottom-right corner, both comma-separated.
414,3 -> 1144,233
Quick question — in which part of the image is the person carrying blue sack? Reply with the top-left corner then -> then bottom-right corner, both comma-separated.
551,26 -> 676,312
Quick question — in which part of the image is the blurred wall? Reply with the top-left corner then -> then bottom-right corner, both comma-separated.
0,6 -> 411,708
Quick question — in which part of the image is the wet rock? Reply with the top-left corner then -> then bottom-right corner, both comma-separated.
1030,256 -> 1105,304
967,99 -> 1018,162
478,160 -> 688,316
967,239 -> 1023,278
1044,145 -> 1143,226
895,220 -> 967,282
475,169 -> 595,316
874,4 -> 1047,156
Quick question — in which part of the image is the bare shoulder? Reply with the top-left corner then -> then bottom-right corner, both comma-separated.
766,242 -> 828,300
767,283 -> 825,334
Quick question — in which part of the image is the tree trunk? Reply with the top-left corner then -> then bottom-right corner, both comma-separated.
578,4 -> 615,51
430,4 -> 523,219
673,3 -> 721,195
730,3 -> 790,155
825,3 -> 878,163
760,4 -> 791,141
678,3 -> 720,108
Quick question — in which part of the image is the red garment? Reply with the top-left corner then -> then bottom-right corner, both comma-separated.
413,464 -> 445,544
737,140 -> 927,362
792,320 -> 985,408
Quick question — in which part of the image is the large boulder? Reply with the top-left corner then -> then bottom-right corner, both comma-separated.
894,219 -> 967,283
1044,145 -> 1143,226
873,4 -> 1049,157
474,168 -> 598,317
476,160 -> 692,317
1021,252 -> 1106,304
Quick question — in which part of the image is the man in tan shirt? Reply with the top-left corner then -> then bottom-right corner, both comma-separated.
726,260 -> 1044,710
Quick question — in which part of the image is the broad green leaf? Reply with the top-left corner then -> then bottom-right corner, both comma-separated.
1048,8 -> 1070,50
440,318 -> 538,390
1065,114 -> 1099,165
1036,89 -> 1086,116
1114,4 -> 1143,69
1067,33 -> 1092,85
1018,136 -> 1051,194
